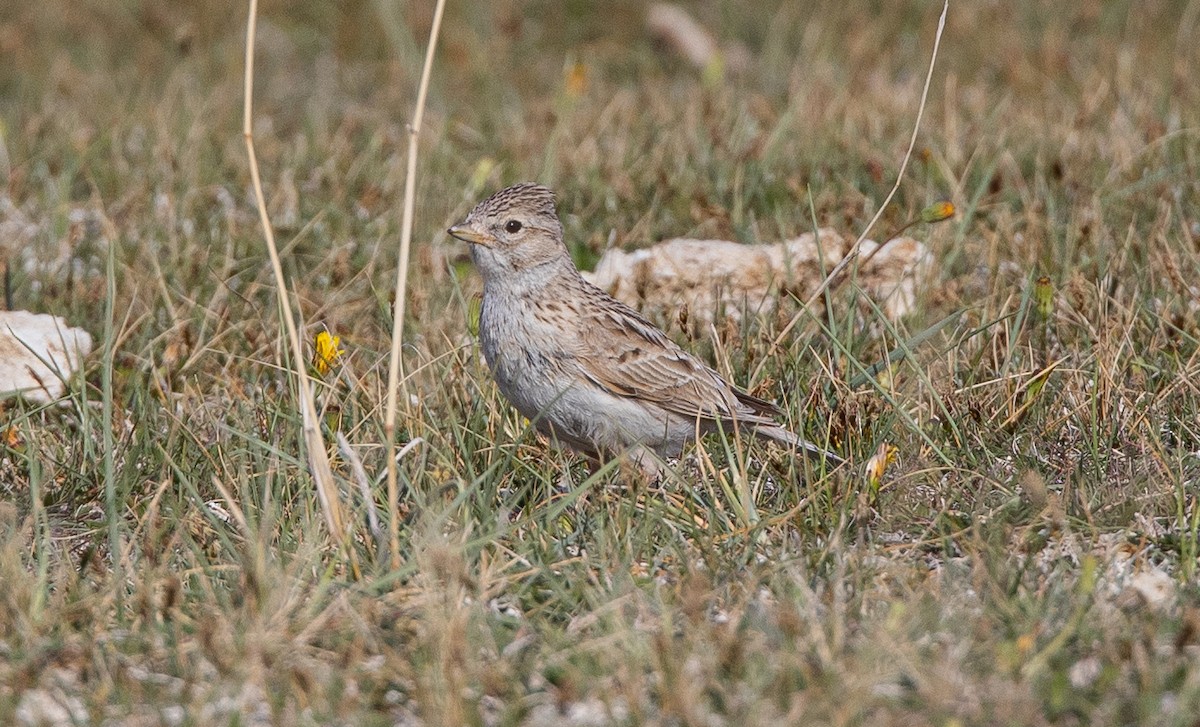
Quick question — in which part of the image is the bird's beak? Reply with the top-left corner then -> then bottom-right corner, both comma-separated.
447,224 -> 492,247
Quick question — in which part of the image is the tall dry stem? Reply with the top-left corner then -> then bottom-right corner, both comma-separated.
754,0 -> 950,379
242,0 -> 346,548
384,0 -> 449,569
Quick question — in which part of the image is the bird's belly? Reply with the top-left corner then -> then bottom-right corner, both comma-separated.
482,323 -> 566,415
495,365 -> 691,457
478,294 -> 695,457
565,390 -> 693,457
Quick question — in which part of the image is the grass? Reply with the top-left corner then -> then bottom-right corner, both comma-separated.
1,0 -> 1199,724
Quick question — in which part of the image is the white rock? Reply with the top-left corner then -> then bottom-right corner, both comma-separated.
0,311 -> 93,403
584,228 -> 929,327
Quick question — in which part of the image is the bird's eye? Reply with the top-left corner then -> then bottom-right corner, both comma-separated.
504,220 -> 523,234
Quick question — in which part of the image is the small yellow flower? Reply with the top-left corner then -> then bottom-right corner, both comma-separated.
312,330 -> 344,376
920,200 -> 956,224
564,60 -> 587,99
865,442 -> 898,492
3,426 -> 23,451
1015,632 -> 1036,655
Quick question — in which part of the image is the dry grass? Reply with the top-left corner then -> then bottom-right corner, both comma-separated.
1,1 -> 1199,724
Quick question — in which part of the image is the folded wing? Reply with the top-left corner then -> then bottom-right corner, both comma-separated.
574,293 -> 781,428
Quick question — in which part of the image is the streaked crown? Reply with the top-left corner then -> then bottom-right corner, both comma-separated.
467,182 -> 558,225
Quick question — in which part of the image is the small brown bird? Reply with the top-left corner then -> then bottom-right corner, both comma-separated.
448,182 -> 841,473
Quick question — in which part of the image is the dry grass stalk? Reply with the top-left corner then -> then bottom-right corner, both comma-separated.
384,0 -> 449,570
757,0 -> 950,371
241,0 -> 346,548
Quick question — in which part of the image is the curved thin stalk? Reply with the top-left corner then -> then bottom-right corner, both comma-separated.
384,0 -> 449,570
242,0 -> 345,546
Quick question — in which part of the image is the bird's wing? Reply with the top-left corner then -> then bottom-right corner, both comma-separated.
573,290 -> 780,427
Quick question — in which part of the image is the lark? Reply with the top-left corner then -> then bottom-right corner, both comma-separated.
448,182 -> 842,473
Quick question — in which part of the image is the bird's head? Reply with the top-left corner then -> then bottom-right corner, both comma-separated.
448,182 -> 570,282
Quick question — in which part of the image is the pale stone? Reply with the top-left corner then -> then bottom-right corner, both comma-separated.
0,311 -> 93,403
584,228 -> 929,327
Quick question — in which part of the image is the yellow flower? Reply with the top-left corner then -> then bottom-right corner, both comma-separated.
865,442 -> 898,492
312,330 -> 344,376
564,60 -> 587,99
920,200 -> 956,224
3,426 -> 24,451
